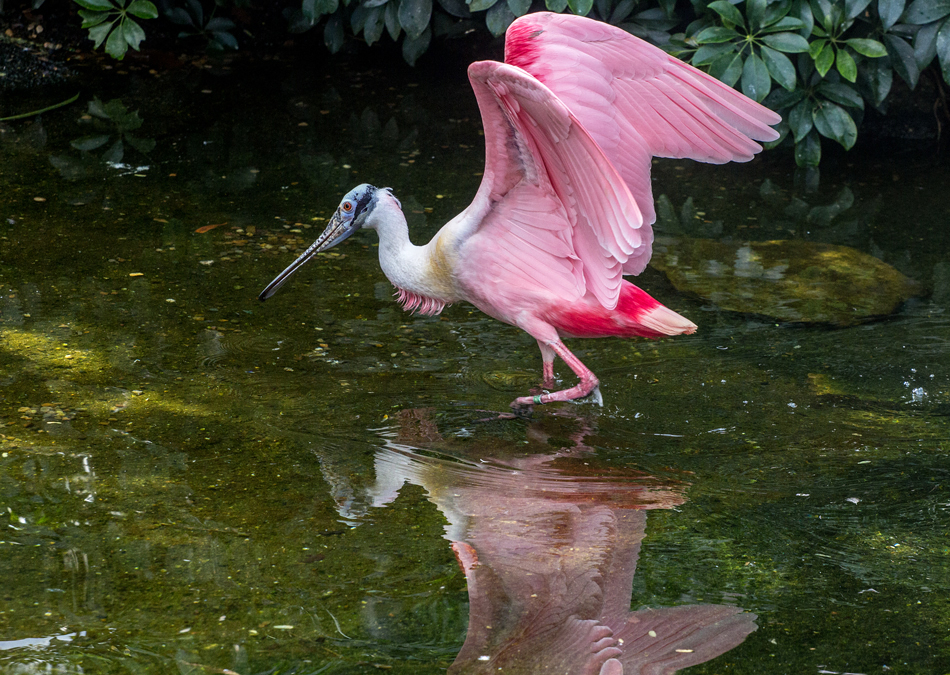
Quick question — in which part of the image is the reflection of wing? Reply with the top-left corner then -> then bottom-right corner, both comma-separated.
613,605 -> 758,674
505,11 -> 782,261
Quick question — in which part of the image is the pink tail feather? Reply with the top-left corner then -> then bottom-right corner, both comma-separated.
548,281 -> 696,339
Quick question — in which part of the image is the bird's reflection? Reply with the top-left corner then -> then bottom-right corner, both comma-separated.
325,411 -> 756,674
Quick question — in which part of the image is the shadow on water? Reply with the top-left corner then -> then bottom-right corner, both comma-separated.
0,40 -> 948,674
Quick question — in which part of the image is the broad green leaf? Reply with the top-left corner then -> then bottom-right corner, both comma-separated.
817,80 -> 865,107
748,0 -> 767,31
469,0 -> 498,12
385,1 -> 402,38
761,44 -> 797,89
658,0 -> 676,18
70,135 -> 111,151
763,0 -> 792,26
937,15 -> 950,82
761,31 -> 810,52
759,16 -> 806,32
545,0 -> 568,11
402,25 -> 430,64
709,50 -> 744,86
121,17 -> 146,50
186,0 -> 203,27
610,0 -> 635,23
363,6 -> 384,44
164,7 -> 193,25
301,0 -> 318,21
437,0 -> 470,16
205,17 -> 236,31
914,18 -> 940,68
694,26 -> 740,42
105,22 -> 129,59
904,0 -> 950,23
508,0 -> 531,16
810,0 -> 833,29
567,0 -> 594,16
884,33 -> 920,86
126,0 -> 157,19
836,47 -> 857,81
486,0 -> 515,32
363,0 -> 389,7
79,10 -> 110,27
845,0 -> 872,19
707,0 -> 745,28
398,0 -> 432,39
815,42 -> 835,76
813,101 -> 857,148
860,58 -> 893,105
846,38 -> 888,56
765,86 -> 806,108
212,31 -> 239,49
794,129 -> 821,166
878,0 -> 905,29
324,14 -> 344,52
808,38 -> 828,59
789,99 -> 814,140
74,0 -> 115,9
87,21 -> 113,48
742,51 -> 771,101
351,4 -> 369,32
792,0 -> 814,38
693,42 -> 737,65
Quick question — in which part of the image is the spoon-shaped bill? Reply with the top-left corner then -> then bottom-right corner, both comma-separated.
258,209 -> 360,301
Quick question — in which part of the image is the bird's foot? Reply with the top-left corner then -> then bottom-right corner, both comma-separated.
586,385 -> 604,407
510,376 -> 601,409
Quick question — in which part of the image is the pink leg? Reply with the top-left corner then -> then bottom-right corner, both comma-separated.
512,339 -> 602,408
538,340 -> 556,389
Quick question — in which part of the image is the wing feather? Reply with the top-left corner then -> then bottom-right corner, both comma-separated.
505,12 -> 780,275
461,62 -> 645,310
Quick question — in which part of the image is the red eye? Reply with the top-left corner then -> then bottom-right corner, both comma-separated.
342,201 -> 353,212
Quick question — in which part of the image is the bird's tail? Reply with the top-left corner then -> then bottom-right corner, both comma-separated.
546,281 -> 696,339
636,302 -> 697,336
616,281 -> 696,337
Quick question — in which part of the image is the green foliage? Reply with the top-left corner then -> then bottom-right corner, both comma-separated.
70,97 -> 156,164
67,0 -> 950,165
165,0 -> 239,50
75,0 -> 158,60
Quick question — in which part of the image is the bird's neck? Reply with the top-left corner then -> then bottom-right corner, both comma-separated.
370,206 -> 458,314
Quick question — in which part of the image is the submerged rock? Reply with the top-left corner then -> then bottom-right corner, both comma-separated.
650,238 -> 920,326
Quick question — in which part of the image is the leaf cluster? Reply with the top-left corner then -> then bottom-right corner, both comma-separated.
75,0 -> 158,60
69,0 -> 950,165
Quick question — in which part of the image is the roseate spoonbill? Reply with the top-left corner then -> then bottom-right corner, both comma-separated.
259,11 -> 780,408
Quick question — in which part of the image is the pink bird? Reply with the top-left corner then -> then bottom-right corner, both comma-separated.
259,12 -> 780,408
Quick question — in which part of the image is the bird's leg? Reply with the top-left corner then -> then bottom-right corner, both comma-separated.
537,340 -> 556,389
513,339 -> 602,408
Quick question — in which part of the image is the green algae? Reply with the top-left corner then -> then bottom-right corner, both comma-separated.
651,238 -> 921,326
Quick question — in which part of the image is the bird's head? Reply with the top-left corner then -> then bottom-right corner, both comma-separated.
259,184 -> 400,301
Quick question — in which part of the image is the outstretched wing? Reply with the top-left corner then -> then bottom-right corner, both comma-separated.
461,61 -> 646,311
505,12 -> 781,274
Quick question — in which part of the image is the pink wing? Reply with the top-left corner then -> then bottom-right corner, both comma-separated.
505,12 -> 782,275
462,61 -> 646,311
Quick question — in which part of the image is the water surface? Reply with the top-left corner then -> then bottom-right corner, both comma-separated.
1,45 -> 948,674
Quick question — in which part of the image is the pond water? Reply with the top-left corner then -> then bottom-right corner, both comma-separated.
1,42 -> 948,675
